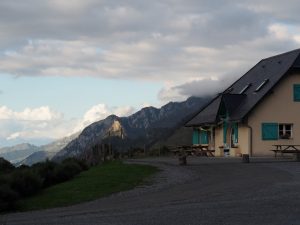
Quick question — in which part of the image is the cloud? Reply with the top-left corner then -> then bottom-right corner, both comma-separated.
74,104 -> 135,132
0,103 -> 135,146
6,132 -> 21,140
0,0 -> 299,85
0,106 -> 63,121
1,0 -> 300,118
0,106 -> 69,144
158,79 -> 225,102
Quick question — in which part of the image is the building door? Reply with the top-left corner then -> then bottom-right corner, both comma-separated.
230,123 -> 238,147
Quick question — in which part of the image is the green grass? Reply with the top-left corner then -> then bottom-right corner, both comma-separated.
19,161 -> 159,211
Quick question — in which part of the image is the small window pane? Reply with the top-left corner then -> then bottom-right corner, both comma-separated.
279,130 -> 284,137
255,79 -> 269,92
240,83 -> 251,94
294,84 -> 300,101
279,124 -> 293,139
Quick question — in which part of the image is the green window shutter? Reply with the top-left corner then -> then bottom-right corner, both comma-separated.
233,123 -> 238,143
200,130 -> 208,144
223,121 -> 227,144
192,129 -> 199,144
262,123 -> 278,140
294,84 -> 300,101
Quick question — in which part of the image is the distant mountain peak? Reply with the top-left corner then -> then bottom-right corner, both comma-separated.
53,96 -> 211,160
7,132 -> 80,165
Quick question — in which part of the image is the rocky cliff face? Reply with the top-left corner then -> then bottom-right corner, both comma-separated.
54,96 -> 209,160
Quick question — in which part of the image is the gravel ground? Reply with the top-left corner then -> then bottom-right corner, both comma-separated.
2,156 -> 300,225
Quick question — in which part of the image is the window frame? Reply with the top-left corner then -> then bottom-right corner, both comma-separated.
278,123 -> 293,139
293,84 -> 300,102
239,83 -> 252,94
255,79 -> 269,92
261,123 -> 293,140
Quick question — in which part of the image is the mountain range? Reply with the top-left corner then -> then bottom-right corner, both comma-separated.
54,96 -> 209,160
0,143 -> 40,164
0,132 -> 79,165
1,96 -> 210,164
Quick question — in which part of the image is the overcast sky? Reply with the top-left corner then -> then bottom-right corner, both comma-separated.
1,0 -> 300,146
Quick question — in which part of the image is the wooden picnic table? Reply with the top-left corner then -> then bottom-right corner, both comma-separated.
169,145 -> 215,157
271,144 -> 300,157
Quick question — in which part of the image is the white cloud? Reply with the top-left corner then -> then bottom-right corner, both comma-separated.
0,105 -> 63,121
0,0 -> 298,85
74,104 -> 135,132
113,106 -> 135,117
0,103 -> 135,146
6,132 -> 20,140
0,0 -> 299,109
269,24 -> 290,40
0,105 -> 70,144
82,104 -> 110,125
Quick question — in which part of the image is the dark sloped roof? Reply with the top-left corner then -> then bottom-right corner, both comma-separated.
222,93 -> 246,117
186,49 -> 300,126
186,95 -> 222,126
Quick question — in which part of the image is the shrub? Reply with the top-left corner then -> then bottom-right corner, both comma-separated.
0,174 -> 9,184
53,161 -> 82,183
63,158 -> 89,171
0,157 -> 15,173
0,184 -> 19,212
10,170 -> 43,197
33,160 -> 58,187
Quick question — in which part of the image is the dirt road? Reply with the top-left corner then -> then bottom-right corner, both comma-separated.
2,157 -> 300,225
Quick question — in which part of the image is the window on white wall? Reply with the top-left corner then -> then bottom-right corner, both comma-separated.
279,124 -> 293,139
261,123 -> 293,140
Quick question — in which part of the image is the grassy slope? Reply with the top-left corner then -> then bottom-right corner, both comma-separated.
19,161 -> 158,211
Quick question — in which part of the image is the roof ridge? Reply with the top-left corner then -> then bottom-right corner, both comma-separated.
261,48 -> 300,62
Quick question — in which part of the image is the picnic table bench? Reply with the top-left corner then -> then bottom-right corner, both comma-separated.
271,144 -> 300,158
169,145 -> 215,157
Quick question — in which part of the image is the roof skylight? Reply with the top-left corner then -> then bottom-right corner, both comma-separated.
239,83 -> 251,94
255,79 -> 269,92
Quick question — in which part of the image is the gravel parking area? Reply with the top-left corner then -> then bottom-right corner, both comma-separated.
2,156 -> 300,225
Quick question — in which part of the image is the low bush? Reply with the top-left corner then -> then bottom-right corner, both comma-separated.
10,170 -> 43,197
53,160 -> 82,183
0,184 -> 19,212
0,157 -> 89,212
0,174 -> 9,184
33,160 -> 58,187
62,158 -> 89,171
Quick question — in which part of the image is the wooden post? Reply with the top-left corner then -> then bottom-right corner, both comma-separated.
295,153 -> 300,162
179,155 -> 187,166
179,150 -> 187,166
242,154 -> 250,163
